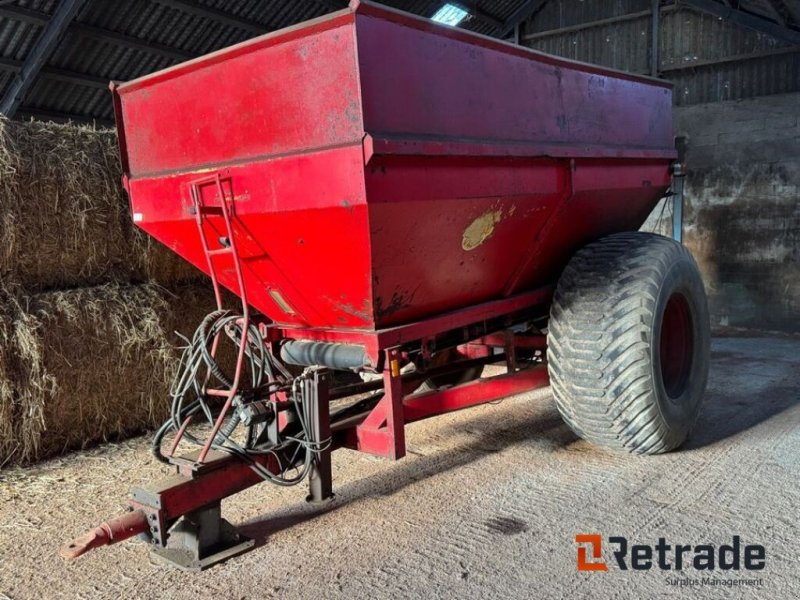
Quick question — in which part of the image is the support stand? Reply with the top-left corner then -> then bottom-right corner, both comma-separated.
150,502 -> 254,572
306,369 -> 334,504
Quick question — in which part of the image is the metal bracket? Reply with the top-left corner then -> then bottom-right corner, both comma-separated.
149,502 -> 254,572
354,347 -> 406,459
670,158 -> 686,244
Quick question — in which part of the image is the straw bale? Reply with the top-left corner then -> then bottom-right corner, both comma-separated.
0,117 -> 198,290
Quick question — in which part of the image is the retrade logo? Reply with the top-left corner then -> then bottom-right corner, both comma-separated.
575,534 -> 766,572
575,534 -> 608,572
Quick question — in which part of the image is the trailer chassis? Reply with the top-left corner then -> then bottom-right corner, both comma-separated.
61,286 -> 552,570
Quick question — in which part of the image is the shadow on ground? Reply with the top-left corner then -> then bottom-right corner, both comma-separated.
686,342 -> 799,449
239,395 -> 574,546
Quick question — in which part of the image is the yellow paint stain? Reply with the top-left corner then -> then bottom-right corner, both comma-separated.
462,209 -> 504,251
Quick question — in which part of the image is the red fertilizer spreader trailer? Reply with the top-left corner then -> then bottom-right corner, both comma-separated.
62,0 -> 709,570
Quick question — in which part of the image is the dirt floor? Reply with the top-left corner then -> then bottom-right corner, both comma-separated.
0,336 -> 797,599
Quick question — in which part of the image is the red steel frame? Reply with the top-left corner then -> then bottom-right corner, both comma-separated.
266,284 -> 554,460
60,292 -> 554,562
266,286 -> 554,367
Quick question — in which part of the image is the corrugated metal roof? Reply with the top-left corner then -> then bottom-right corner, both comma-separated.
522,0 -> 800,105
527,0 -> 800,33
526,0 -> 651,32
0,0 -> 542,123
1,0 -> 799,122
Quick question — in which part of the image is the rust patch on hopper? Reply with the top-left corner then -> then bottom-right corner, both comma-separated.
462,209 -> 504,251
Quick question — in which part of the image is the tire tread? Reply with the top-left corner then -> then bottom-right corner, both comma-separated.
547,232 -> 702,454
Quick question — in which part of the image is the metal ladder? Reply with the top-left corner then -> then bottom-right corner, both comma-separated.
188,173 -> 251,464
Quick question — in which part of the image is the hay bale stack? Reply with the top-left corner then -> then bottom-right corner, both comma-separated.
9,284 -> 175,463
0,116 -> 246,466
0,281 -> 229,465
0,117 -> 199,290
0,299 -> 18,465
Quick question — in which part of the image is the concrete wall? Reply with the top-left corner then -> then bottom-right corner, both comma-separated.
643,92 -> 800,333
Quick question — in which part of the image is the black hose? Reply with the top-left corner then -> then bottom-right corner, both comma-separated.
198,309 -> 235,388
151,310 -> 330,489
152,310 -> 290,470
151,402 -> 242,464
